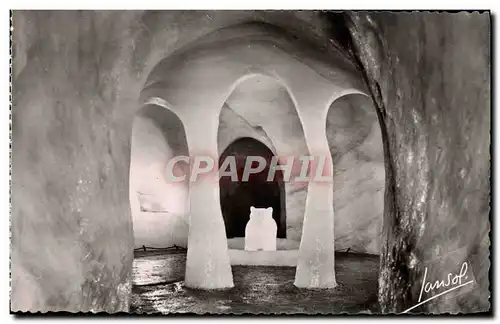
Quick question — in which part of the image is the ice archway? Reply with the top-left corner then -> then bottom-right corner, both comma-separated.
140,23 -> 370,289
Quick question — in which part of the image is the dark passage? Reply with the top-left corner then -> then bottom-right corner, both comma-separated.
219,137 -> 286,238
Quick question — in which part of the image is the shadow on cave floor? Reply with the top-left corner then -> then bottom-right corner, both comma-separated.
130,252 -> 380,314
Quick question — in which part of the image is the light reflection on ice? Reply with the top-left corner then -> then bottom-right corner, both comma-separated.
132,253 -> 380,314
133,253 -> 186,286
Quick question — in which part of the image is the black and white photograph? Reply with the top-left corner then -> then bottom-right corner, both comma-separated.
9,7 -> 492,316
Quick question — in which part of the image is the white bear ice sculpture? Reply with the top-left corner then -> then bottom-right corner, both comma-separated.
245,206 -> 277,251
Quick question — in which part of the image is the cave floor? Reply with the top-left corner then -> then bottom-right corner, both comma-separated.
130,252 -> 380,314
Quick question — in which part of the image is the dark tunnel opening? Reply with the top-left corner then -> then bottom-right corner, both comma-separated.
219,137 -> 287,239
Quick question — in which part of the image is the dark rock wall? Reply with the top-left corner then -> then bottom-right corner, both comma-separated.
346,12 -> 490,313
